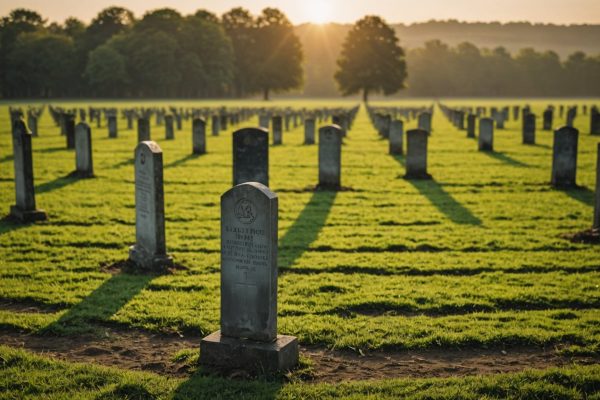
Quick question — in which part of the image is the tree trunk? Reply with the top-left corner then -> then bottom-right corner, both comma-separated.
362,88 -> 369,103
263,88 -> 270,101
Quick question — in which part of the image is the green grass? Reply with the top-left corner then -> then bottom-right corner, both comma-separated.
0,98 -> 599,396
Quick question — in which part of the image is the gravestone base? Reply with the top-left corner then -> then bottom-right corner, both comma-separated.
129,245 -> 173,271
403,172 -> 432,180
9,205 -> 47,223
70,170 -> 95,179
200,331 -> 299,374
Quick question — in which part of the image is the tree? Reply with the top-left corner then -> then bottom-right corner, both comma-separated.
335,16 -> 407,102
254,8 -> 303,100
222,7 -> 258,97
84,44 -> 129,97
83,7 -> 134,52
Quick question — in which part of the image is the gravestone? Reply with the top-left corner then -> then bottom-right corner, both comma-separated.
272,116 -> 283,145
138,118 -> 151,142
522,113 -> 536,145
27,114 -> 38,137
478,117 -> 494,152
418,112 -> 431,133
389,120 -> 403,155
233,128 -> 269,187
165,115 -> 174,140
404,129 -> 431,179
566,108 -> 576,127
220,114 -> 228,131
467,114 -> 476,138
551,126 -> 578,188
192,118 -> 206,155
175,114 -> 182,130
259,114 -> 270,130
74,122 -> 94,177
212,115 -> 220,136
318,125 -> 343,189
304,117 -> 316,144
591,108 -> 600,135
200,182 -> 298,373
594,144 -> 600,230
543,109 -> 553,131
129,141 -> 173,271
65,114 -> 76,149
108,115 -> 118,138
9,119 -> 47,222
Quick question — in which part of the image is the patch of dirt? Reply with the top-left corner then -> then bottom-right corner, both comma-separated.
0,328 -> 598,382
562,229 -> 600,244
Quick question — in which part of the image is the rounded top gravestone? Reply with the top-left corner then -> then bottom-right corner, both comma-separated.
233,128 -> 269,187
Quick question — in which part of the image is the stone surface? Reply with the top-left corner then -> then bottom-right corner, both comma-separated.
108,115 -> 117,138
138,118 -> 151,142
522,113 -> 536,145
318,125 -> 343,189
65,115 -> 75,149
478,118 -> 494,152
212,115 -> 220,136
200,331 -> 298,373
75,122 -> 94,177
10,119 -> 47,222
129,141 -> 172,271
467,114 -> 476,138
165,115 -> 174,140
594,144 -> 600,230
233,128 -> 269,187
389,120 -> 403,155
192,118 -> 206,155
220,182 -> 278,341
304,118 -> 315,144
272,116 -> 283,145
405,129 -> 431,179
418,112 -> 431,133
551,126 -> 579,188
543,109 -> 553,131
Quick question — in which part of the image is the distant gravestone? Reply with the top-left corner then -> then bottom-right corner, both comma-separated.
220,114 -> 228,131
27,114 -> 38,137
165,115 -> 174,140
478,117 -> 494,152
192,118 -> 206,155
591,108 -> 600,135
259,114 -> 270,130
74,122 -> 94,178
233,128 -> 269,187
594,144 -> 600,230
304,117 -> 316,144
108,115 -> 118,138
522,113 -> 536,145
138,118 -> 151,142
9,119 -> 47,222
175,114 -> 182,130
200,182 -> 298,373
318,125 -> 343,189
543,109 -> 553,131
551,126 -> 578,188
418,112 -> 431,133
272,116 -> 283,145
380,115 -> 391,138
389,120 -> 403,155
566,108 -> 576,127
404,129 -> 431,179
65,114 -> 76,149
129,141 -> 173,271
466,114 -> 476,138
211,115 -> 220,136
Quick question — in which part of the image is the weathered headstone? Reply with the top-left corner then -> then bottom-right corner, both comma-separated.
543,109 -> 553,131
418,112 -> 431,133
165,115 -> 174,140
259,114 -> 270,130
192,118 -> 206,155
522,113 -> 536,145
200,182 -> 298,373
551,126 -> 578,188
272,116 -> 283,145
478,117 -> 494,152
129,141 -> 173,271
233,128 -> 269,187
108,114 -> 118,138
65,114 -> 75,149
389,120 -> 403,155
404,129 -> 431,179
211,115 -> 220,136
74,122 -> 94,177
591,108 -> 600,135
318,125 -> 342,189
466,114 -> 476,138
138,118 -> 151,142
27,114 -> 38,137
9,119 -> 47,222
304,117 -> 315,144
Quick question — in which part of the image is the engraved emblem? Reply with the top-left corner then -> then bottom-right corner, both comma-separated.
235,198 -> 256,224
140,151 -> 146,165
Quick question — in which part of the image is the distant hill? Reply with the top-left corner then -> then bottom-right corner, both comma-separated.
294,21 -> 600,97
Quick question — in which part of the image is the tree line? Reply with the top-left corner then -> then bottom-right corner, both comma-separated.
1,7 -> 599,99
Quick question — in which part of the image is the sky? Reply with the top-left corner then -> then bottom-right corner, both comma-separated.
1,0 -> 600,25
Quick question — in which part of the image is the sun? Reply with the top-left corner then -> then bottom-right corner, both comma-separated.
302,1 -> 334,24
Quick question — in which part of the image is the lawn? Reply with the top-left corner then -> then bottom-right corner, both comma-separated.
0,98 -> 599,398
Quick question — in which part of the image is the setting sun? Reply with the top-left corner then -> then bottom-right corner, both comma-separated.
301,0 -> 333,24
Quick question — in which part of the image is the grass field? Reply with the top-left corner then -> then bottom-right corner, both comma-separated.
0,99 -> 599,398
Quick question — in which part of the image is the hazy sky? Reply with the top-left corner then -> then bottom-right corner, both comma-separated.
2,0 -> 600,25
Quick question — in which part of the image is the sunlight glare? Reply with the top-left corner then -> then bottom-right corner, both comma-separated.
302,0 -> 334,24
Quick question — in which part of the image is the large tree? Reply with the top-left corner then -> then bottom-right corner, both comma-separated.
222,7 -> 257,97
335,16 -> 407,102
254,8 -> 303,100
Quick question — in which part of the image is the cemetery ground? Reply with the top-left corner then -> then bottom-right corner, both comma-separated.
1,99 -> 599,399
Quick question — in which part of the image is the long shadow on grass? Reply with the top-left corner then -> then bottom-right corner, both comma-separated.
391,155 -> 481,225
563,186 -> 595,207
279,190 -> 337,269
173,373 -> 281,399
36,174 -> 79,194
43,272 -> 153,334
164,154 -> 199,169
482,151 -> 530,168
